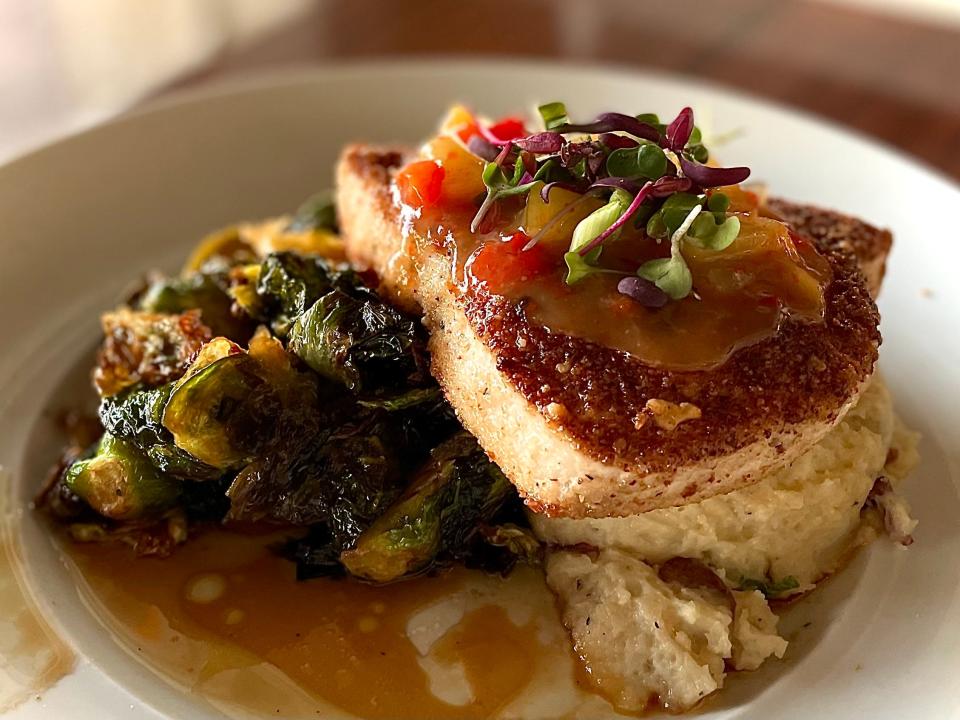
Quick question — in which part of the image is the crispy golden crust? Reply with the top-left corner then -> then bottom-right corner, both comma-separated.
765,198 -> 892,297
338,145 -> 884,516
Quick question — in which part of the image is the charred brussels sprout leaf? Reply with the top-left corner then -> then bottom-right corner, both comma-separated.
162,354 -> 280,469
63,434 -> 180,520
99,383 -> 221,482
99,384 -> 172,448
139,272 -> 253,342
288,287 -> 425,393
340,433 -> 512,583
228,409 -> 406,538
253,252 -> 342,336
286,191 -> 338,234
146,444 -> 222,483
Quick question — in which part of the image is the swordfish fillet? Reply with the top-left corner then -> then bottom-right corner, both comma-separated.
336,145 -> 886,519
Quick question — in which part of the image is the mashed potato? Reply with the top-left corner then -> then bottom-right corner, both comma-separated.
535,377 -> 918,592
539,377 -> 918,712
547,549 -> 787,712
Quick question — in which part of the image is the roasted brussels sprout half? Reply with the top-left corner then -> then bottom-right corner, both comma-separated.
99,383 -> 221,482
99,383 -> 172,448
251,252 -> 341,336
139,272 -> 253,342
95,308 -> 212,397
162,351 -> 279,469
288,286 -> 426,393
63,434 -> 180,520
340,433 -> 512,583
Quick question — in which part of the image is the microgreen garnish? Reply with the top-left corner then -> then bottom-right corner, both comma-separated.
570,189 -> 633,255
605,144 -> 668,181
459,103 -> 752,303
471,157 -> 538,233
538,102 -> 569,131
636,204 -> 700,300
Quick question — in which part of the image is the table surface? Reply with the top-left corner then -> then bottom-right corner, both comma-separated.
168,0 -> 960,181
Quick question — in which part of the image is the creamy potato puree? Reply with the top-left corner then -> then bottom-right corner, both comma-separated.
534,377 -> 918,591
537,377 -> 918,712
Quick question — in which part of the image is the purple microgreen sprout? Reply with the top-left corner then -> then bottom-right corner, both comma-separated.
617,276 -> 669,308
679,156 -> 750,187
467,134 -> 500,161
576,183 -> 654,257
665,106 -> 694,151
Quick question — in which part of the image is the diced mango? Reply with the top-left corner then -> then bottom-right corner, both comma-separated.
523,183 -> 604,249
423,135 -> 486,205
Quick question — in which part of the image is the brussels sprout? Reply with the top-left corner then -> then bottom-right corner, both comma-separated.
146,444 -> 222,482
95,308 -> 212,397
63,434 -> 180,520
162,352 -> 279,469
253,252 -> 341,336
99,383 -> 172,448
288,287 -> 425,393
228,407 -> 404,532
287,191 -> 339,233
340,433 -> 512,583
99,383 -> 221,482
139,272 -> 253,342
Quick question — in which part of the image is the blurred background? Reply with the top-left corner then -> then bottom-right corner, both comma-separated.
2,0 -> 958,177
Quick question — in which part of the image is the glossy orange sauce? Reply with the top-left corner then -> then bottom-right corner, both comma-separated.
401,135 -> 832,370
62,529 -> 603,720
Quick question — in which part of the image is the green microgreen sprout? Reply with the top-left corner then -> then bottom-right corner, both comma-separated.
471,157 -> 538,233
538,101 -> 569,131
636,203 -> 701,300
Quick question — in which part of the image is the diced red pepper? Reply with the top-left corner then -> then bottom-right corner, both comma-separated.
469,232 -> 557,290
487,117 -> 528,141
396,160 -> 445,209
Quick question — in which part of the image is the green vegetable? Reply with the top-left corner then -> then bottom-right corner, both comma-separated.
635,112 -> 666,134
471,157 -> 538,233
287,286 -> 425,393
660,192 -> 705,234
95,308 -> 212,398
286,191 -> 338,233
99,384 -> 173,448
63,434 -> 180,520
569,188 -> 632,254
563,251 -> 624,285
707,192 -> 730,214
538,101 -> 569,130
637,203 -> 701,300
139,272 -> 253,342
340,433 -> 512,583
99,383 -> 222,482
645,210 -> 668,239
686,214 -> 741,251
605,144 -> 667,181
162,353 -> 279,469
253,252 -> 344,337
737,575 -> 801,598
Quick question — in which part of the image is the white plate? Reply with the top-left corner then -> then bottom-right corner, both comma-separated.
1,60 -> 958,719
